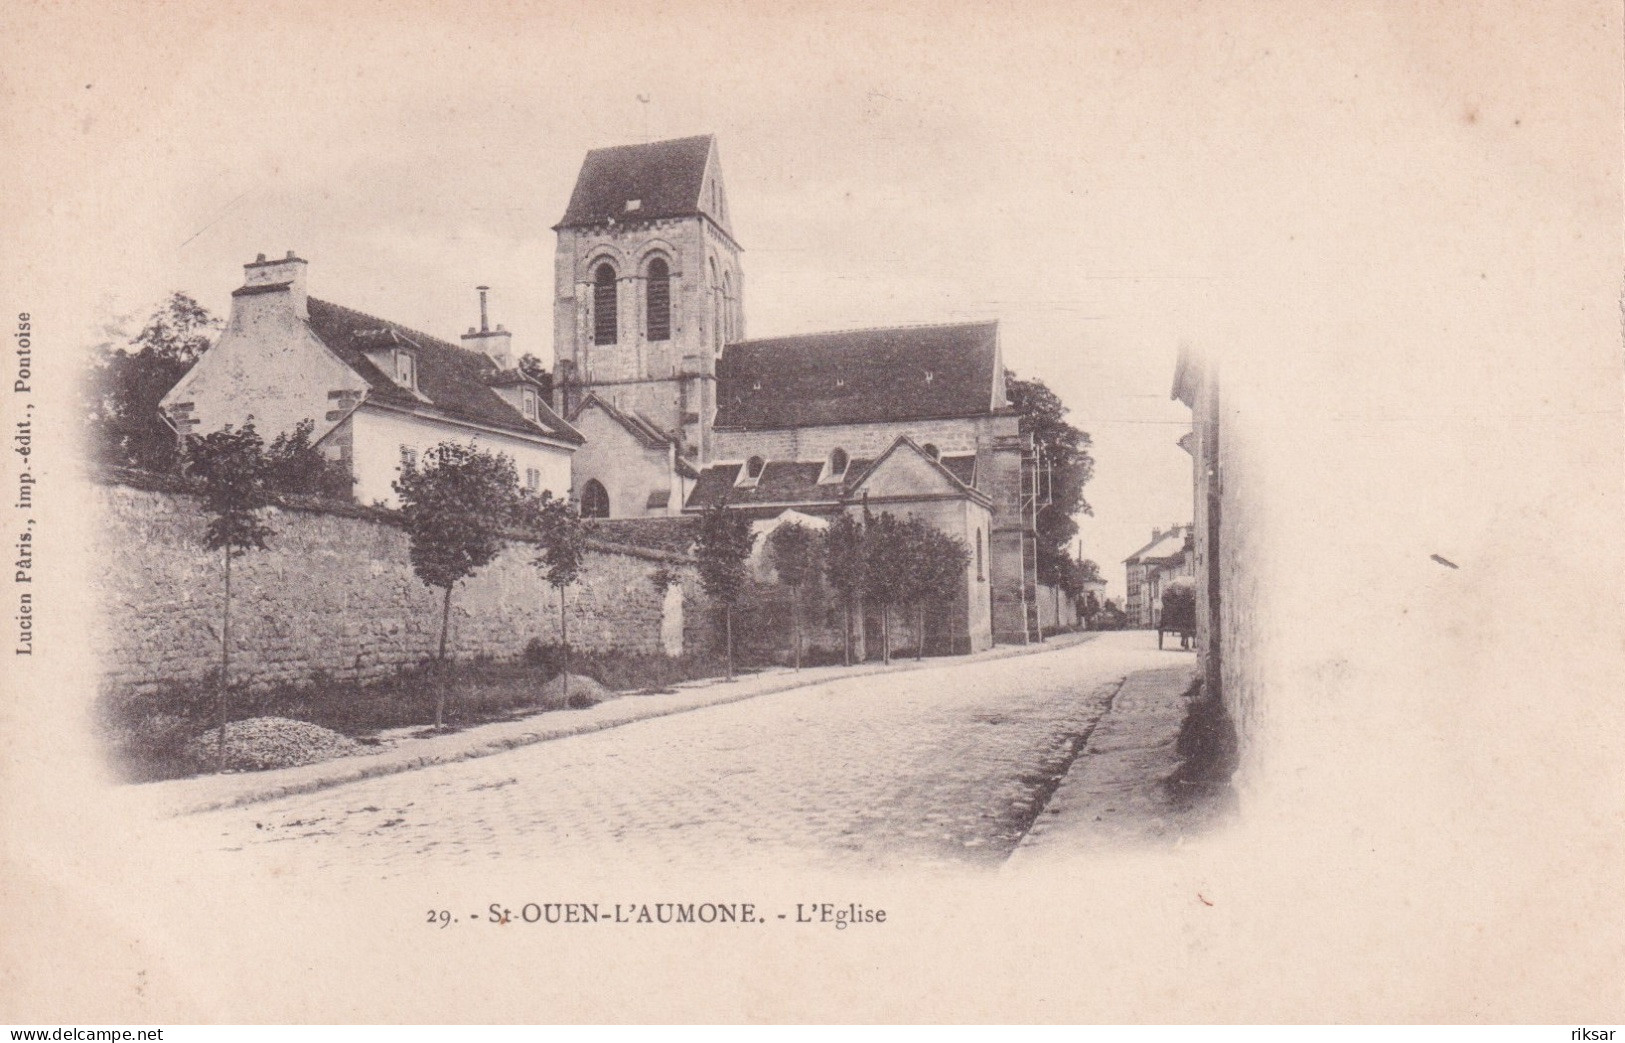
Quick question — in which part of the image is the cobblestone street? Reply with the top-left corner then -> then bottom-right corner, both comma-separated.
168,632 -> 1198,877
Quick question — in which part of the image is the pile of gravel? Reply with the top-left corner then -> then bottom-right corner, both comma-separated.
184,716 -> 364,773
538,673 -> 611,709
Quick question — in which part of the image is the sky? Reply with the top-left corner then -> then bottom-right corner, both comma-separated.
8,0 -> 1614,598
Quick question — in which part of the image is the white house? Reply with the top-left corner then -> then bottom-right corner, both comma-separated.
160,253 -> 582,506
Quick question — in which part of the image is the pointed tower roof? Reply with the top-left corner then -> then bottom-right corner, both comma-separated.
555,134 -> 726,231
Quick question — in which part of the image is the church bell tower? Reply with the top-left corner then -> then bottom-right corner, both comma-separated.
552,134 -> 742,465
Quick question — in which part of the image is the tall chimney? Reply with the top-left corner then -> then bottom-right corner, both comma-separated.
461,284 -> 514,369
240,250 -> 309,319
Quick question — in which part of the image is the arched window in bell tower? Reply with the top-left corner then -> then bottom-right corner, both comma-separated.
722,271 -> 734,342
646,257 -> 671,342
593,263 -> 618,346
708,258 -> 721,350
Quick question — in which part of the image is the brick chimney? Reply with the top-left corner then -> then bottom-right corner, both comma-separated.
461,285 -> 515,369
240,251 -> 309,319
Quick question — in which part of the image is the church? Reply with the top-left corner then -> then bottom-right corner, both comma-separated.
551,135 -> 1042,648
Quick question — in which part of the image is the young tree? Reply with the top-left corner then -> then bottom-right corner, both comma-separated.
861,511 -> 911,664
526,491 -> 589,698
86,292 -> 221,472
394,442 -> 524,730
823,512 -> 866,666
184,421 -> 275,771
695,503 -> 756,680
1006,371 -> 1097,592
903,519 -> 971,660
766,521 -> 824,670
264,419 -> 355,501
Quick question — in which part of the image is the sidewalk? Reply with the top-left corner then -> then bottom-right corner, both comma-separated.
1006,658 -> 1221,865
118,630 -> 1100,820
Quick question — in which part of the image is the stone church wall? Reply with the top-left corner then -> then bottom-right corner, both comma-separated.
91,474 -> 712,696
711,414 -> 1009,465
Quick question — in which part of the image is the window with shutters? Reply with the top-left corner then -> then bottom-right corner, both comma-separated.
593,263 -> 618,345
646,257 -> 671,341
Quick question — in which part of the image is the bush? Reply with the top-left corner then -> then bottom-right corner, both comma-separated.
523,638 -> 568,679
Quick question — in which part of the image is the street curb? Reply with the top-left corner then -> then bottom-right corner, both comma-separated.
1002,660 -> 1200,867
128,630 -> 1101,819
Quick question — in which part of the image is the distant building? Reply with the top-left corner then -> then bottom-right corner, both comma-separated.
1124,524 -> 1194,628
159,255 -> 581,506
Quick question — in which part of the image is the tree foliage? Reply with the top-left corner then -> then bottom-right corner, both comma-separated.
86,292 -> 221,471
767,521 -> 824,669
183,420 -> 276,771
766,521 -> 822,590
264,419 -> 355,501
520,489 -> 590,696
186,421 -> 275,558
1006,370 -> 1096,588
695,504 -> 756,607
526,490 -> 588,591
518,353 -> 553,399
394,443 -> 521,593
393,442 -> 525,728
822,512 -> 866,666
889,516 -> 969,659
906,521 -> 971,607
695,504 -> 756,679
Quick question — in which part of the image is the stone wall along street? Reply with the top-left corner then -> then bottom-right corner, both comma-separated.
91,473 -> 712,695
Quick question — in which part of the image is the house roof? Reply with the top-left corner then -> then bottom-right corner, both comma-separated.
571,393 -> 674,450
1124,528 -> 1190,564
684,459 -> 857,512
685,438 -> 984,513
712,321 -> 1005,430
305,298 -> 583,445
556,135 -> 715,229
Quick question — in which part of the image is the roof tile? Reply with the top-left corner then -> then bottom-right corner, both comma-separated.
714,321 -> 1003,430
305,297 -> 583,445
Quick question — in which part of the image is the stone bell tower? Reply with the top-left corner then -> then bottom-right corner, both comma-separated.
552,134 -> 742,465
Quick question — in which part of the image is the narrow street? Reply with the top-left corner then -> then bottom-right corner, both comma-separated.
169,632 -> 1202,878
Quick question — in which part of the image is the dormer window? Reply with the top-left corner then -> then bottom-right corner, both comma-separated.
737,455 -> 766,488
923,443 -> 940,460
522,388 -> 539,421
394,350 -> 417,389
821,447 -> 850,484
